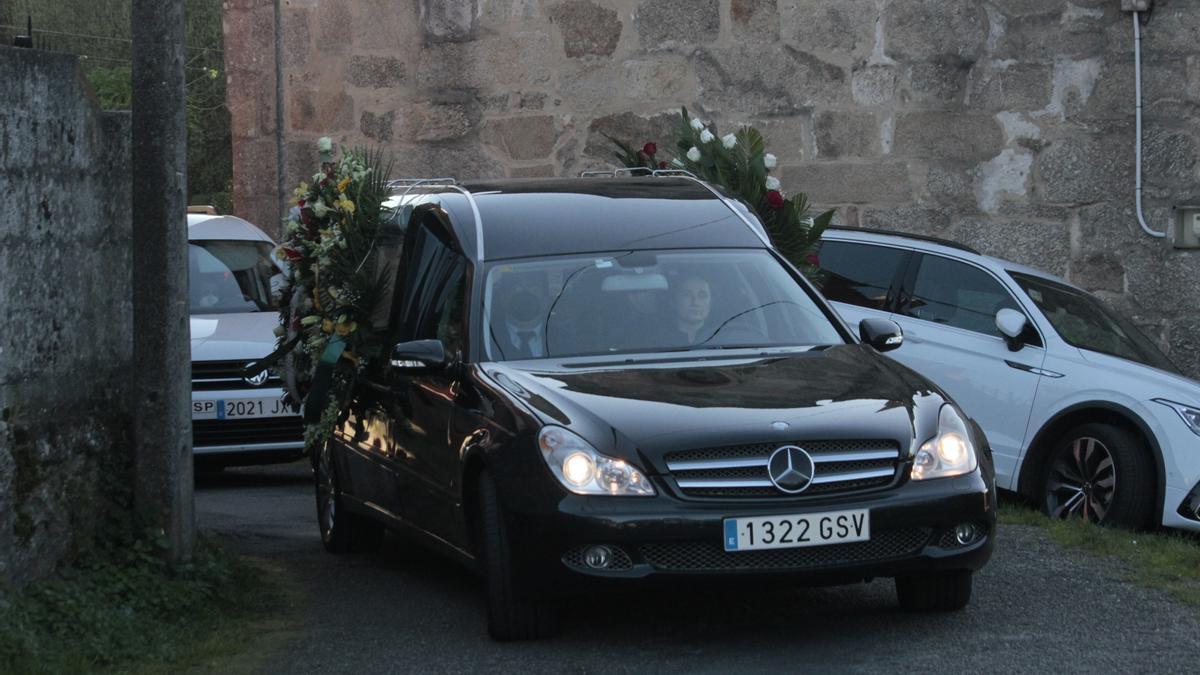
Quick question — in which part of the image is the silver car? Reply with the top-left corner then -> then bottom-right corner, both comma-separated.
188,213 -> 303,469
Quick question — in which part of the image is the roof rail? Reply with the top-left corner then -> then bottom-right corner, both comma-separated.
578,168 -> 699,179
824,226 -> 981,255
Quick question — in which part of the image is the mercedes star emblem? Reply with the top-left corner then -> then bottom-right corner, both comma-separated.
767,445 -> 815,494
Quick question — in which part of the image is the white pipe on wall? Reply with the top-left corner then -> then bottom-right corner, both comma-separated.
1133,11 -> 1169,238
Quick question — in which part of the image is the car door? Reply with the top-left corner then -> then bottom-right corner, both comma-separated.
889,253 -> 1045,490
384,216 -> 470,541
813,239 -> 912,329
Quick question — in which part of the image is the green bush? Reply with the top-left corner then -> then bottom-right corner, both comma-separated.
0,531 -> 269,674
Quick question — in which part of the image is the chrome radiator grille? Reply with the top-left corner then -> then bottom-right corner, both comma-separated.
665,439 -> 903,498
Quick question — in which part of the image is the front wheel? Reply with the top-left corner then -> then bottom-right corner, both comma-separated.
314,441 -> 382,554
476,470 -> 559,641
1038,423 -> 1154,529
895,570 -> 973,612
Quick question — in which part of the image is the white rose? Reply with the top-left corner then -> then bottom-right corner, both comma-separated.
764,153 -> 778,169
700,129 -> 715,144
686,146 -> 701,162
690,117 -> 705,131
765,176 -> 781,191
722,133 -> 737,149
317,137 -> 332,153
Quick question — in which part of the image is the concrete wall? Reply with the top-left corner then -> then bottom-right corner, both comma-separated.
225,0 -> 1200,376
0,47 -> 132,591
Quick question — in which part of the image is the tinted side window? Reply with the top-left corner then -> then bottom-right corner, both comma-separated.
431,266 -> 467,356
815,241 -> 909,310
901,255 -> 1018,337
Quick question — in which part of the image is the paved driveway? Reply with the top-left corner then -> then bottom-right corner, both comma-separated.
197,462 -> 1200,674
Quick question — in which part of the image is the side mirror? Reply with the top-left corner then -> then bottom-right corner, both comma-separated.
995,309 -> 1028,352
859,318 -> 904,353
390,339 -> 447,370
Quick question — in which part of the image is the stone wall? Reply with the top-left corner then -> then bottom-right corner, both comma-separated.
225,0 -> 1200,376
0,47 -> 132,592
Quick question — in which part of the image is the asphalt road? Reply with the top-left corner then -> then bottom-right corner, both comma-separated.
197,462 -> 1200,674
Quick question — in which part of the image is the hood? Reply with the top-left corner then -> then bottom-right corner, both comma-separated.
190,312 -> 279,362
1078,349 -> 1200,406
484,344 -> 948,472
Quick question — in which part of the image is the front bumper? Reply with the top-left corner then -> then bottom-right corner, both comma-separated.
191,386 -> 304,462
500,470 -> 995,591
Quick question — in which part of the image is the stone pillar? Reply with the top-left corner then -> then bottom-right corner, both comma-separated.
223,0 -> 283,235
131,0 -> 194,563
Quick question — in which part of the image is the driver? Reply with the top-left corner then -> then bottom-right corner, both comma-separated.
494,271 -> 549,358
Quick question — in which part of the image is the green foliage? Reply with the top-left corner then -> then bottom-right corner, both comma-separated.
20,0 -> 232,208
609,107 -> 833,272
85,65 -> 132,110
0,532 -> 271,674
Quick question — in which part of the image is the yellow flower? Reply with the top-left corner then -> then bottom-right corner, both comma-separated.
334,321 -> 357,336
321,319 -> 334,334
338,197 -> 355,215
336,177 -> 351,193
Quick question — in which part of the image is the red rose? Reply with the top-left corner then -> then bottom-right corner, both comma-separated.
658,161 -> 669,169
765,190 -> 785,209
280,246 -> 303,261
805,253 -> 821,267
297,198 -> 305,207
643,142 -> 657,156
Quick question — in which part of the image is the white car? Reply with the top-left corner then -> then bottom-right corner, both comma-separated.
188,213 -> 303,469
816,227 -> 1200,532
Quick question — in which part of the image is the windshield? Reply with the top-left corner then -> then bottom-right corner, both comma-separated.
482,249 -> 844,361
188,240 -> 283,315
1012,273 -> 1180,375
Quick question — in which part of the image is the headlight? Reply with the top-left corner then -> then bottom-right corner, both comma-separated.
537,426 -> 655,496
1153,399 -> 1200,437
911,405 -> 979,481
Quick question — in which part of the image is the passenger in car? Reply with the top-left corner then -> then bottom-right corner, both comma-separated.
671,274 -> 713,345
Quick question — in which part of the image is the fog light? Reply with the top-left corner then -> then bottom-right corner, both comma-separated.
583,545 -> 612,569
954,523 -> 979,546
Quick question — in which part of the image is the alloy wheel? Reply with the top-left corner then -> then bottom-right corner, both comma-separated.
316,444 -> 336,537
1045,436 -> 1116,523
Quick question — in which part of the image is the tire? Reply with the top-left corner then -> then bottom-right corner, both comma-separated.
895,570 -> 973,612
1038,423 -> 1154,530
314,441 -> 383,554
476,470 -> 558,641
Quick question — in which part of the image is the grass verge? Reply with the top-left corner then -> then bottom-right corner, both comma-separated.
999,498 -> 1200,606
0,532 -> 281,674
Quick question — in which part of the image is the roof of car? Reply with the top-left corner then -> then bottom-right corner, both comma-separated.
821,226 -> 1079,289
187,214 -> 275,243
400,177 -> 768,262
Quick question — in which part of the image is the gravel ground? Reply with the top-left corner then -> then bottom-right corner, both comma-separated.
196,462 -> 1200,674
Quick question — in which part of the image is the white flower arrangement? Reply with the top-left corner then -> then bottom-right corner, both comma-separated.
687,146 -> 701,161
765,176 -> 781,191
722,133 -> 737,149
699,129 -> 715,144
764,153 -> 778,169
690,117 -> 705,131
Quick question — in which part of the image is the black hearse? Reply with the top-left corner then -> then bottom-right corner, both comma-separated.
317,175 -> 995,640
